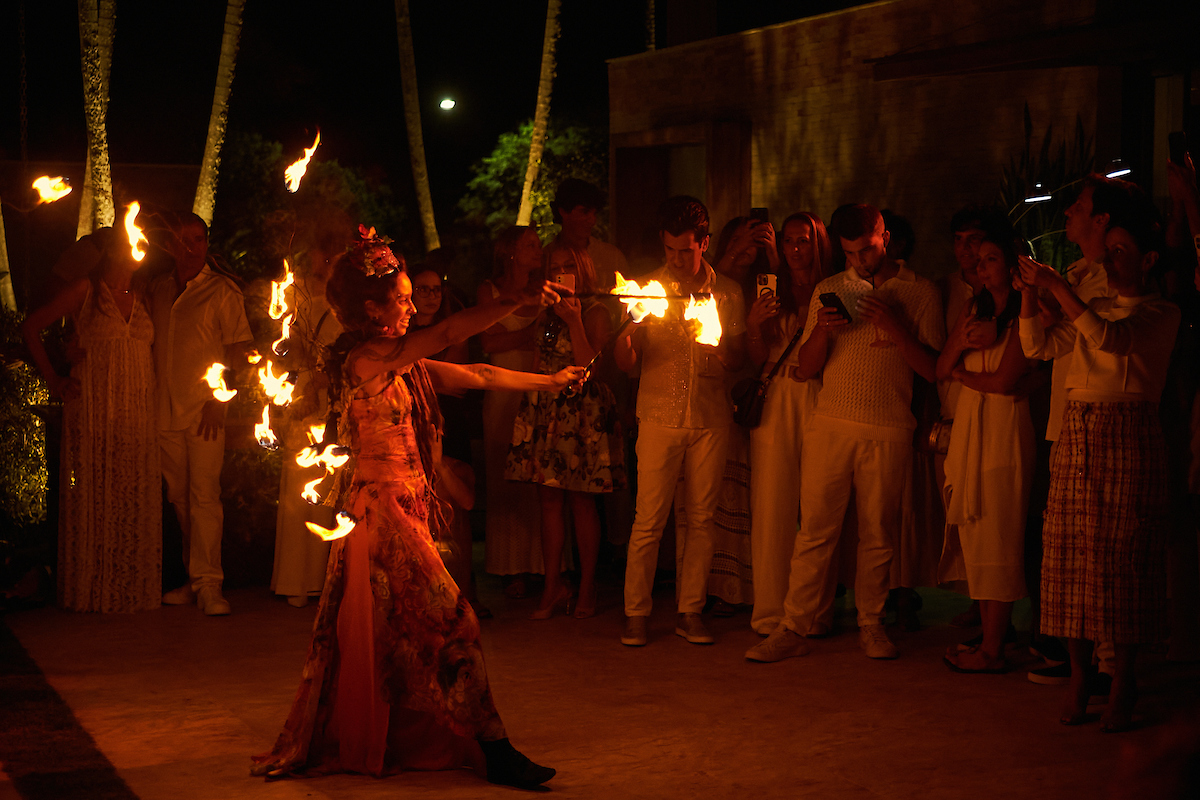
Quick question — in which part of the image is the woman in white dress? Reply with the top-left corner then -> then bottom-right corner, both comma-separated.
22,235 -> 161,612
937,227 -> 1033,672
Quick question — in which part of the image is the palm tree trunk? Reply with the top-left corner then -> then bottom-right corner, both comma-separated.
0,207 -> 15,310
516,0 -> 561,227
393,0 -> 439,252
76,0 -> 115,237
193,0 -> 245,227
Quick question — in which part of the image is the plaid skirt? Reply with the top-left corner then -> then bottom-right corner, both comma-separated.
1041,401 -> 1169,644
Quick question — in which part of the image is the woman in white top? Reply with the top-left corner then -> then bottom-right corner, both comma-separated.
745,212 -> 834,634
937,227 -> 1033,673
1017,191 -> 1180,732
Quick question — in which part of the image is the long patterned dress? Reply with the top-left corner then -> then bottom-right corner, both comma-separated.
59,282 -> 161,612
252,363 -> 504,779
504,303 -> 624,493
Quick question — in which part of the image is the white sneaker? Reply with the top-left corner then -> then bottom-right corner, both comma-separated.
162,585 -> 196,605
858,624 -> 898,659
745,627 -> 810,662
198,586 -> 231,616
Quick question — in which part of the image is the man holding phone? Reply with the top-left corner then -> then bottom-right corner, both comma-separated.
746,204 -> 943,663
614,196 -> 746,647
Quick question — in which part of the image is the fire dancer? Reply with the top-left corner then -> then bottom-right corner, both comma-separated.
614,196 -> 746,647
150,213 -> 253,616
746,204 -> 944,663
253,228 -> 580,788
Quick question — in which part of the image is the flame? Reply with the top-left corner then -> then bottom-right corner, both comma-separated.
203,362 -> 238,403
254,404 -> 278,449
246,349 -> 262,365
307,423 -> 326,445
284,131 -> 321,192
307,511 -> 356,541
301,475 -> 325,504
612,271 -> 669,323
272,313 -> 293,356
124,202 -> 149,262
268,261 -> 295,319
295,443 -> 349,472
257,360 -> 296,406
684,296 -> 723,347
32,176 -> 72,204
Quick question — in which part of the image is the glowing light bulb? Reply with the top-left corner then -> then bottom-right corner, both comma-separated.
439,98 -> 456,110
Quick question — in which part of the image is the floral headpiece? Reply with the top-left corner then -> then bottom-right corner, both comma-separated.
349,224 -> 401,277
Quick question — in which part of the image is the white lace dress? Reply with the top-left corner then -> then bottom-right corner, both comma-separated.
59,283 -> 162,611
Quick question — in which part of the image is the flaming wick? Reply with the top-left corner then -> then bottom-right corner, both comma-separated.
307,511 -> 356,541
124,202 -> 149,262
284,131 -> 321,193
32,176 -> 72,204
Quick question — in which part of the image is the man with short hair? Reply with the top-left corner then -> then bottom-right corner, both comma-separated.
747,204 -> 944,662
615,196 -> 745,647
551,178 -> 628,287
151,213 -> 253,616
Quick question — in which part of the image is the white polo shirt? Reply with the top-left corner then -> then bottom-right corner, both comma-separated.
150,265 -> 252,432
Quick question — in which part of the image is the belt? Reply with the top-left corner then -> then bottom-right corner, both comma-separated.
763,362 -> 807,382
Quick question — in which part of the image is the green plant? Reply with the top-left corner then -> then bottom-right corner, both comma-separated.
999,105 -> 1095,271
0,307 -> 50,532
458,118 -> 608,243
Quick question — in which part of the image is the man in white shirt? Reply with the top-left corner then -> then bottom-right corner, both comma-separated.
747,204 -> 944,662
614,196 -> 745,647
151,214 -> 253,615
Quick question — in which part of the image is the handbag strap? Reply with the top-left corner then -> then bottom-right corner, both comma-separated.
761,319 -> 808,384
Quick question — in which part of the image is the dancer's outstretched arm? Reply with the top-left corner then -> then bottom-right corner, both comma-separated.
424,358 -> 584,394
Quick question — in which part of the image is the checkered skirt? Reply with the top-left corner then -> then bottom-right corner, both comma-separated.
1041,401 -> 1169,644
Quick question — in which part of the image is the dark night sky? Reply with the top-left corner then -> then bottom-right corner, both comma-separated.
0,1 -> 861,221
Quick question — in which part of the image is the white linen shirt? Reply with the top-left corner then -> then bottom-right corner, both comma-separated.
1019,293 -> 1180,404
150,266 -> 252,432
1042,258 -> 1112,440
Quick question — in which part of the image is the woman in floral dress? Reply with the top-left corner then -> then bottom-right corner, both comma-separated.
505,242 -> 624,619
252,229 -> 580,788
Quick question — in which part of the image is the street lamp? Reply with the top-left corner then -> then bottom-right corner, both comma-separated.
439,98 -> 456,111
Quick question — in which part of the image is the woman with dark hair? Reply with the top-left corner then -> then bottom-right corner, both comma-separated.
505,241 -> 623,619
1018,193 -> 1180,732
252,229 -> 579,788
21,225 -> 161,612
478,226 -> 545,598
937,226 -> 1033,673
745,212 -> 834,634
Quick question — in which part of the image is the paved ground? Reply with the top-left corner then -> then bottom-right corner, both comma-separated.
3,577 -> 1196,800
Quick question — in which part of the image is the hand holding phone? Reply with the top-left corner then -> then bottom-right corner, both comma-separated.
553,273 -> 576,293
819,292 -> 853,323
756,273 -> 777,298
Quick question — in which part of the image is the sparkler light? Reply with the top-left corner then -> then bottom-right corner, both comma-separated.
611,272 -> 669,323
32,176 -> 72,204
203,362 -> 238,403
124,202 -> 149,262
684,296 -> 723,347
254,405 -> 278,449
307,511 -> 356,541
284,132 -> 321,193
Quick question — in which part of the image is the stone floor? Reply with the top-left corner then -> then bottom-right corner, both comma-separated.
2,578 -> 1196,800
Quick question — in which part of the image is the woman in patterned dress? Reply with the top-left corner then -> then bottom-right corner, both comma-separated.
1017,189 -> 1180,732
505,242 -> 624,619
22,232 -> 161,612
252,230 -> 581,788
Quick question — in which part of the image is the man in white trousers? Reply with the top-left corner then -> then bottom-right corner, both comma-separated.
747,204 -> 944,662
615,196 -> 745,647
151,213 -> 252,616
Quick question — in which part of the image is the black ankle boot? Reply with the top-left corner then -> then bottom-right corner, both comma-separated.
479,737 -> 555,789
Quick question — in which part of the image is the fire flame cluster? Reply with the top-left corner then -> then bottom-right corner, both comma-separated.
284,132 -> 321,193
270,260 -> 296,356
32,176 -> 72,204
610,271 -> 723,345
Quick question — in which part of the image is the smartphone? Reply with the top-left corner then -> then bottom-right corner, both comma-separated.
819,292 -> 852,322
756,273 -> 777,298
1169,131 -> 1189,166
750,207 -> 769,224
553,273 -> 576,293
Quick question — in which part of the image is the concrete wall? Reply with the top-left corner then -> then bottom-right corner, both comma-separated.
608,0 -> 1110,277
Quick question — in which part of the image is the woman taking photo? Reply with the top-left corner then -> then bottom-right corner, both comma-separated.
505,242 -> 623,619
937,224 -> 1033,674
745,212 -> 833,634
1017,187 -> 1179,732
252,229 -> 580,787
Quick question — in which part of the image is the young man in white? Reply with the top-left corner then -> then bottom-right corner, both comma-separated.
151,214 -> 253,615
615,196 -> 745,647
747,204 -> 944,662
